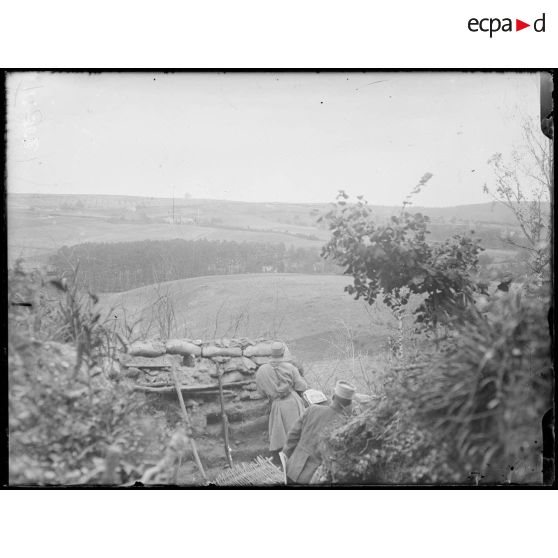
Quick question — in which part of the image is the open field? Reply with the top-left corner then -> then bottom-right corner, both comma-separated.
7,208 -> 324,266
8,193 -> 529,268
100,273 -> 394,366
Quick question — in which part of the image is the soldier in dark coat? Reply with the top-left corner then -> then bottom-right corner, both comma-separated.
255,341 -> 307,455
282,380 -> 356,484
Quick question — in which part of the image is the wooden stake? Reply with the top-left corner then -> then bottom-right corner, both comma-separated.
216,363 -> 233,467
169,364 -> 208,482
134,385 -> 235,395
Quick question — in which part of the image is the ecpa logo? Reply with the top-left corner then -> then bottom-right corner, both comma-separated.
468,13 -> 546,37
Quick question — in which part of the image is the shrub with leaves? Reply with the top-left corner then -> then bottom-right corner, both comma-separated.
319,399 -> 461,484
9,342 -> 156,484
416,289 -> 551,482
320,288 -> 551,484
8,263 -> 166,484
320,191 -> 485,328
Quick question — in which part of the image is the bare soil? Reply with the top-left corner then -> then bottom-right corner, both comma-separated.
141,394 -> 271,485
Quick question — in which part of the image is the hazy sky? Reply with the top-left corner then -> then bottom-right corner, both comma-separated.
7,71 -> 541,206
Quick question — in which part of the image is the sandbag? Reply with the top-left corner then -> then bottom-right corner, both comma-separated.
241,356 -> 258,370
165,339 -> 202,357
215,337 -> 244,348
252,356 -> 271,365
212,356 -> 230,364
124,366 -> 142,379
197,358 -> 218,376
243,343 -> 273,357
221,371 -> 245,384
243,343 -> 292,359
224,356 -> 258,374
202,345 -> 242,358
126,354 -> 180,369
129,341 -> 166,357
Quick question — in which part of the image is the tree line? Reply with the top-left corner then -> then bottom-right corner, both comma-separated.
48,239 -> 340,292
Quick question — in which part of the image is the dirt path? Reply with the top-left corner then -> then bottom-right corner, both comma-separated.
139,395 -> 271,485
176,427 -> 272,485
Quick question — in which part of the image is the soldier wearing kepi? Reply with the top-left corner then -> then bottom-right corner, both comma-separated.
255,341 -> 308,462
282,380 -> 356,485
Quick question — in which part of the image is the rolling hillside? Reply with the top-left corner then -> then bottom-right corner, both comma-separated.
8,193 -> 533,267
7,207 -> 324,267
100,273 -> 392,364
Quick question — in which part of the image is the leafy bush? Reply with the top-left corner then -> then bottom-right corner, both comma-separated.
320,398 -> 461,484
320,288 -> 551,484
9,261 -> 112,357
419,289 -> 551,482
320,192 -> 485,328
8,263 -> 167,485
9,342 -> 156,484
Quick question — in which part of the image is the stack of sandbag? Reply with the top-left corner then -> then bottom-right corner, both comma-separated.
118,337 -> 304,434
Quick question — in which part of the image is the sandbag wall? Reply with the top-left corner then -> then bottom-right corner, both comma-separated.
119,338 -> 295,433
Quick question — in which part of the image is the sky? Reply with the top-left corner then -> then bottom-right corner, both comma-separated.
6,71 -> 542,207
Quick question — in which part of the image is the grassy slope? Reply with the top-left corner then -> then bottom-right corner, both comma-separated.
100,273 -> 389,364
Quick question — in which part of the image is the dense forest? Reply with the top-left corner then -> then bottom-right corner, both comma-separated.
48,239 -> 340,292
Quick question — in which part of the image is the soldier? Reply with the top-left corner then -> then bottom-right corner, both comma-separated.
255,341 -> 307,462
282,380 -> 356,484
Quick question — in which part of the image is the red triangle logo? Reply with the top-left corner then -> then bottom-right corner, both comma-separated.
516,19 -> 530,31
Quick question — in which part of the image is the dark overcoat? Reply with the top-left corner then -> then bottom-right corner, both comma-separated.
283,401 -> 349,484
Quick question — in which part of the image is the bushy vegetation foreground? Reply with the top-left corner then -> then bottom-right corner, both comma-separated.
317,290 -> 551,484
316,191 -> 552,484
8,263 -> 168,484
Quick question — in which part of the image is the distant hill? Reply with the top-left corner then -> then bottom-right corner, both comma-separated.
9,193 -> 539,267
10,192 -> 545,223
406,202 -> 549,226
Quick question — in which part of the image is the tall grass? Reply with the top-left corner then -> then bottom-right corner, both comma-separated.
319,287 -> 551,484
8,262 -> 167,484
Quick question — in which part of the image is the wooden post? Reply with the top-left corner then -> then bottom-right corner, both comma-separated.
216,363 -> 233,467
169,364 -> 208,482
